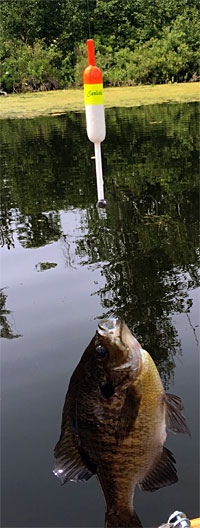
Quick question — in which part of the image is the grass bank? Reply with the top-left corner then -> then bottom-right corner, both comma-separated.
0,83 -> 199,119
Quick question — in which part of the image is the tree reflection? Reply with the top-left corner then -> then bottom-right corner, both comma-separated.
76,193 -> 199,388
0,103 -> 199,383
0,185 -> 15,250
16,212 -> 61,248
0,289 -> 22,339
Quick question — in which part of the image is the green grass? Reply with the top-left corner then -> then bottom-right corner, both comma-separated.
0,83 -> 199,119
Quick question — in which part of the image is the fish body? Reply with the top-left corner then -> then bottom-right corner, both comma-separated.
54,319 -> 190,527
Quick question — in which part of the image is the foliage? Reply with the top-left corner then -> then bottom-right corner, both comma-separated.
0,0 -> 199,92
0,38 -> 67,92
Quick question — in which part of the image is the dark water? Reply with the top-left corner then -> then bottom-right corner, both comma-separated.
1,103 -> 199,528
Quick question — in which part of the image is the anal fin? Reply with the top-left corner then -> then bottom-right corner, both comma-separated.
139,447 -> 178,492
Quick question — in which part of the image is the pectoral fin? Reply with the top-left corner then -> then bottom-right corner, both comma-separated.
116,387 -> 141,441
139,447 -> 178,492
165,393 -> 191,436
53,398 -> 95,484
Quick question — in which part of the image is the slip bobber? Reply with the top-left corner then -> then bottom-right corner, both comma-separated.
83,39 -> 107,207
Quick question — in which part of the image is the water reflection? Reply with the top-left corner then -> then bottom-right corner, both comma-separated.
1,104 -> 199,249
0,104 -> 199,389
53,319 -> 190,527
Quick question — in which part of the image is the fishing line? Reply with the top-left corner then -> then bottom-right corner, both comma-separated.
86,0 -> 91,38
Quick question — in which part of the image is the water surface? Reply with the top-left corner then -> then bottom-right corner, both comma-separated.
1,103 -> 199,527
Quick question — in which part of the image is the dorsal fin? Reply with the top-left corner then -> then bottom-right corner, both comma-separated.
165,393 -> 191,436
139,447 -> 178,492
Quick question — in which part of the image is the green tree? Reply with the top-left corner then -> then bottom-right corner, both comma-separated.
1,0 -> 199,91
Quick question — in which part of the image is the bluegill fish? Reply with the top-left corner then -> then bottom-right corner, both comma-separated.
53,319 -> 190,527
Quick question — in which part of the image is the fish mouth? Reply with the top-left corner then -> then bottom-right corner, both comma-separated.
98,318 -> 121,336
97,318 -> 142,374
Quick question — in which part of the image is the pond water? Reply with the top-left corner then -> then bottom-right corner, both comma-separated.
1,102 -> 199,528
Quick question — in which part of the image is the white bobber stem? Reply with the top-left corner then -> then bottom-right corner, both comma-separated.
94,142 -> 104,202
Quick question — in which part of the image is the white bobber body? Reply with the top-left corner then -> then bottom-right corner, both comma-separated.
85,104 -> 105,144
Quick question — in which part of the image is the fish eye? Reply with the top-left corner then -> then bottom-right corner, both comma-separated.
96,345 -> 108,359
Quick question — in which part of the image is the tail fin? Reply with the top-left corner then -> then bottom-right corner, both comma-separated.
105,509 -> 142,527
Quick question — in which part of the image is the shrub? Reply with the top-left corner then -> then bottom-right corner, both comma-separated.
0,39 -> 64,92
0,5 -> 199,92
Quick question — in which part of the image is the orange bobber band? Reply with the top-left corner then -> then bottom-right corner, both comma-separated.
83,39 -> 103,85
83,64 -> 103,85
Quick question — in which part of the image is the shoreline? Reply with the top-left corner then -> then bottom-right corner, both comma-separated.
0,83 -> 199,119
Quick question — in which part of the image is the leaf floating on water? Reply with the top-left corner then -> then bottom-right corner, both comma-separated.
35,262 -> 57,272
